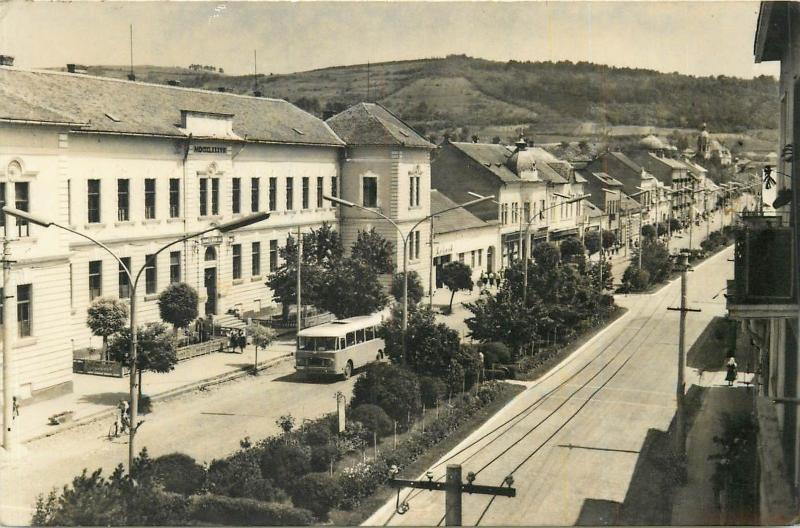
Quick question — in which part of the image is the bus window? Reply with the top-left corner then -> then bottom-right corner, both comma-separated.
356,329 -> 365,344
346,332 -> 356,347
316,337 -> 337,351
338,337 -> 346,350
365,326 -> 375,341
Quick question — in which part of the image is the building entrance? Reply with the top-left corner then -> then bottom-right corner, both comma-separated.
204,267 -> 217,316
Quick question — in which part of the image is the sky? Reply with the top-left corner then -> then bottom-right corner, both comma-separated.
0,1 -> 780,79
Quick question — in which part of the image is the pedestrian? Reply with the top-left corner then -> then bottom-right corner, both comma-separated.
117,399 -> 130,435
725,356 -> 738,387
229,330 -> 237,352
12,396 -> 19,420
488,271 -> 495,288
238,329 -> 247,354
479,271 -> 487,290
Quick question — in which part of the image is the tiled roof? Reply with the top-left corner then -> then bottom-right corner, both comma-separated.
430,189 -> 492,234
0,67 -> 344,146
591,172 -> 624,187
326,102 -> 433,148
449,142 -> 568,184
609,152 -> 644,174
647,153 -> 687,170
583,200 -> 605,218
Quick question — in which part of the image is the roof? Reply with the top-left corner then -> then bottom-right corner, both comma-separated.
755,2 -> 790,63
591,172 -> 624,187
430,189 -> 492,234
449,142 -> 569,184
608,152 -> 644,174
298,313 -> 384,337
325,102 -> 433,148
0,67 -> 344,146
583,200 -> 605,218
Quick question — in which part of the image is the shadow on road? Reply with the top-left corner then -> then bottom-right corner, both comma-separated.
272,372 -> 343,385
687,316 -> 733,372
575,385 -> 707,526
78,391 -> 131,406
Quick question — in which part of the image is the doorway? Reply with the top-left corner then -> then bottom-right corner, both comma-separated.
433,254 -> 451,288
204,267 -> 217,316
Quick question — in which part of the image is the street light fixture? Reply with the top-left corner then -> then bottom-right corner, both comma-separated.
2,207 -> 270,471
322,194 -> 494,365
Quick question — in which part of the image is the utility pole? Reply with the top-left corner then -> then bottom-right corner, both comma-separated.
2,217 -> 16,453
667,254 -> 700,461
296,226 -> 302,337
428,216 -> 435,309
388,464 -> 516,526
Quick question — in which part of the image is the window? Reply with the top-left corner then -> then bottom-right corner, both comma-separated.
67,180 -> 72,225
232,244 -> 242,280
269,240 -> 278,271
268,177 -> 277,211
15,182 -> 29,237
331,176 -> 338,198
117,179 -> 130,221
87,179 -> 101,223
251,178 -> 260,212
316,177 -> 324,208
0,183 -> 6,228
346,332 -> 356,348
119,257 -> 131,299
89,260 -> 102,300
17,284 -> 31,338
511,202 -> 518,224
169,179 -> 180,218
366,326 -> 375,340
286,178 -> 294,210
170,251 -> 181,284
211,178 -> 219,215
524,202 -> 530,223
409,230 -> 421,259
362,176 -> 378,207
471,251 -> 476,268
302,177 -> 309,209
144,254 -> 157,295
232,177 -> 241,214
252,242 -> 261,277
459,252 -> 465,263
415,231 -> 421,260
409,173 -> 421,207
144,178 -> 156,219
478,249 -> 483,266
199,178 -> 208,216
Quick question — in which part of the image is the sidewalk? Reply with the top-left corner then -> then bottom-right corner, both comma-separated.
8,338 -> 295,444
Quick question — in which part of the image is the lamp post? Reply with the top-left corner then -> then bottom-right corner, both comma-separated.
2,206 -> 270,472
323,194 -> 493,365
518,194 -> 590,305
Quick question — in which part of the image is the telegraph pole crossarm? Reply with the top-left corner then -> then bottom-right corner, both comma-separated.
388,464 -> 516,526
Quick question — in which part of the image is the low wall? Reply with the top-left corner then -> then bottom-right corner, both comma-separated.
175,337 -> 227,361
72,359 -> 129,378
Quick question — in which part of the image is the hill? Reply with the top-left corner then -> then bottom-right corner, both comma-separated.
51,55 -> 779,141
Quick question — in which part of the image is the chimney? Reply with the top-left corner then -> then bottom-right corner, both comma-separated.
0,55 -> 14,66
217,87 -> 226,93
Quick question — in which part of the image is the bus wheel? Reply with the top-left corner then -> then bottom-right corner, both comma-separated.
343,361 -> 353,380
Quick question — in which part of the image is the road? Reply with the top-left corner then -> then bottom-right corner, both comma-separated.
0,361 -> 357,525
365,245 -> 733,526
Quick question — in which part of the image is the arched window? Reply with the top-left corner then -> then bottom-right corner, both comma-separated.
7,160 -> 21,179
204,246 -> 217,261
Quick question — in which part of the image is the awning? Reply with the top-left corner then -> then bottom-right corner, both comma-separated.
549,227 -> 580,239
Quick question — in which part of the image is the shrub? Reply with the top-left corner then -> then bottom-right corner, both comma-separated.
258,440 -> 312,488
151,453 -> 206,495
189,494 -> 314,526
419,376 -> 448,407
352,363 -> 421,427
621,265 -> 651,292
290,473 -> 342,520
300,414 -> 336,446
310,443 -> 339,473
337,459 -> 389,510
350,404 -> 394,438
207,449 -> 286,502
138,394 -> 152,414
480,341 -> 512,367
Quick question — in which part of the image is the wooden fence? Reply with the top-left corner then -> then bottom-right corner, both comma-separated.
72,359 -> 129,378
175,337 -> 227,361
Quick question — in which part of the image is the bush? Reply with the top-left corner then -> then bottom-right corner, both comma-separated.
480,341 -> 512,367
352,363 -> 421,427
419,376 -> 448,407
207,449 -> 287,502
337,459 -> 389,510
258,440 -> 312,488
290,473 -> 342,520
350,404 -> 394,438
138,394 -> 152,414
189,494 -> 314,526
310,443 -> 339,473
621,265 -> 651,292
151,453 -> 206,495
300,414 -> 336,446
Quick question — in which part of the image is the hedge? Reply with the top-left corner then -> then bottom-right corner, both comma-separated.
189,494 -> 314,526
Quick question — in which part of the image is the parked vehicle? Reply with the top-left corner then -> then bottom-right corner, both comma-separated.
295,313 -> 386,379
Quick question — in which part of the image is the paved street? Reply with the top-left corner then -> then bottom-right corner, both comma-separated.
0,359 -> 357,525
365,245 -> 734,526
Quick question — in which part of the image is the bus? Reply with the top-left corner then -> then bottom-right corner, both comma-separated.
295,313 -> 386,379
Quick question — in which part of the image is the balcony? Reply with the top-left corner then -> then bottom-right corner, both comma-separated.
727,222 -> 796,320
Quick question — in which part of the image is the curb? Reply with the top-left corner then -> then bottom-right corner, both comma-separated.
23,352 -> 293,444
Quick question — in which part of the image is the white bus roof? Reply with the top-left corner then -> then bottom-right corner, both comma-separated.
298,313 -> 384,337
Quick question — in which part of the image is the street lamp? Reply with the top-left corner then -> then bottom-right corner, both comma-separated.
322,194 -> 493,365
626,189 -> 650,270
2,206 -> 270,472
516,194 -> 590,305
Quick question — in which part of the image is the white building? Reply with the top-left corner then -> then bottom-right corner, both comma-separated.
0,67 -> 432,400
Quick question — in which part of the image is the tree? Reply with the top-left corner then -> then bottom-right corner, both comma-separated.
108,322 -> 178,399
601,229 -> 617,249
621,265 -> 651,292
317,258 -> 388,318
532,241 -> 561,271
157,283 -> 199,332
588,259 -> 613,291
350,228 -> 394,274
584,230 -> 602,255
465,287 -> 542,357
640,224 -> 657,239
390,271 -> 424,306
440,261 -> 473,312
351,363 -> 421,426
86,298 -> 128,360
559,237 -> 585,268
633,238 -> 672,284
669,218 -> 682,233
248,322 -> 276,374
492,136 -> 502,144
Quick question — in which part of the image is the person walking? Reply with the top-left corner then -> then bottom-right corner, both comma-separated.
116,399 -> 130,436
725,356 -> 738,387
479,271 -> 487,290
229,330 -> 237,353
488,270 -> 496,289
238,329 -> 247,354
